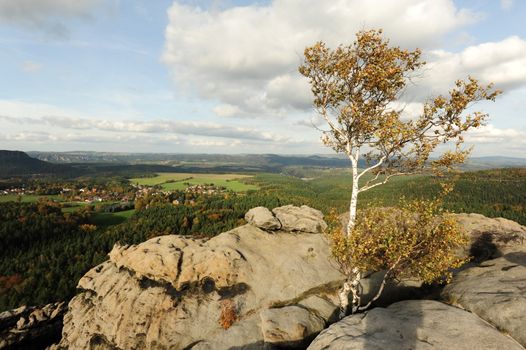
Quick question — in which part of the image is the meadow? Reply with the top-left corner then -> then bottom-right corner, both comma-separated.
129,172 -> 259,192
0,194 -> 60,203
91,209 -> 136,227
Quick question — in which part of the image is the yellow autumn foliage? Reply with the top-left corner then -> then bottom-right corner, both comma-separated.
326,198 -> 469,286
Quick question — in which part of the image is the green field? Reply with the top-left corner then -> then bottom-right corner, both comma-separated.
0,195 -> 134,224
91,209 -> 136,227
0,194 -> 61,203
130,172 -> 258,192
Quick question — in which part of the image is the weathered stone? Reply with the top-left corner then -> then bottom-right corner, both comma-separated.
360,270 -> 426,307
16,317 -> 27,330
454,213 -> 526,261
308,300 -> 523,350
260,306 -> 325,348
0,302 -> 65,349
31,309 -> 48,323
51,209 -> 526,349
298,296 -> 339,324
49,302 -> 65,320
245,206 -> 281,230
272,205 -> 327,233
442,251 -> 526,347
53,206 -> 344,350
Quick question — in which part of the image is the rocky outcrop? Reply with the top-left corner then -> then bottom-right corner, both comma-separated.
52,208 -> 526,349
308,300 -> 523,350
52,205 -> 344,350
272,205 -> 327,234
308,214 -> 526,349
442,251 -> 526,347
454,213 -> 526,261
260,306 -> 325,347
0,302 -> 65,349
244,206 -> 281,230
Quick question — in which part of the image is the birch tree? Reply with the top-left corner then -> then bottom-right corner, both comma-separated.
299,29 -> 500,316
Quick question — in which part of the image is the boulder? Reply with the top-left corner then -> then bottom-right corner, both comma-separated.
454,213 -> 526,261
308,300 -> 523,350
52,205 -> 344,350
260,306 -> 325,348
272,205 -> 327,234
442,251 -> 526,347
245,206 -> 281,230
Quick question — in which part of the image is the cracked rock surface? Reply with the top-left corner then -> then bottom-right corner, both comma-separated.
0,302 -> 65,349
442,252 -> 526,347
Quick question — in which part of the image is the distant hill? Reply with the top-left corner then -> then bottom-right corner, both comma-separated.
0,150 -> 73,177
462,156 -> 526,170
28,151 -> 526,172
28,151 -> 353,169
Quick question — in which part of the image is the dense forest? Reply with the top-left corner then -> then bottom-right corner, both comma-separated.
248,168 -> 526,225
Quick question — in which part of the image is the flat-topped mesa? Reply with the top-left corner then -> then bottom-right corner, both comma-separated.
53,205 -> 344,350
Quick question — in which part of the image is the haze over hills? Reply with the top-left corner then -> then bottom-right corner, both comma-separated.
1,150 -> 526,180
27,151 -> 526,171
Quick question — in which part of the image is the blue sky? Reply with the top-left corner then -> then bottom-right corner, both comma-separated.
0,0 -> 525,155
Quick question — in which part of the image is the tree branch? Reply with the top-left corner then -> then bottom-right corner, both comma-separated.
358,256 -> 402,311
357,156 -> 386,180
358,171 -> 414,193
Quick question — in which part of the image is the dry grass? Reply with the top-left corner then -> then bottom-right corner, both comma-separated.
218,299 -> 238,330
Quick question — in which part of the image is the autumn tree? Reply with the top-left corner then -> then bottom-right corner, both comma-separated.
299,29 -> 500,316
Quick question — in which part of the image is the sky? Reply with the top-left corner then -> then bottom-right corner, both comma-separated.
0,0 -> 525,156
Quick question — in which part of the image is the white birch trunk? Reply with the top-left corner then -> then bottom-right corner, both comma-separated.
339,151 -> 363,318
346,155 -> 359,236
338,281 -> 352,318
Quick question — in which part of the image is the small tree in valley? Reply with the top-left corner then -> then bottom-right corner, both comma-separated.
299,29 -> 500,316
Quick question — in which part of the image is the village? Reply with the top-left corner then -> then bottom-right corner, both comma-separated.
0,181 -> 229,209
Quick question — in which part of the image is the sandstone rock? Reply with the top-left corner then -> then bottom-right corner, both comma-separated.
260,306 -> 325,347
442,251 -> 526,347
32,308 -> 47,323
245,206 -> 281,230
360,270 -> 426,307
53,205 -> 345,350
49,302 -> 65,320
0,302 -> 65,349
272,205 -> 327,233
16,316 -> 27,330
308,300 -> 523,350
454,213 -> 526,261
298,296 -> 339,324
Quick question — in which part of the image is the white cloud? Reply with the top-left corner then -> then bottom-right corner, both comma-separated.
163,0 -> 478,118
189,139 -> 242,147
420,36 -> 526,97
466,124 -> 525,144
0,0 -> 103,37
0,112 -> 290,143
500,0 -> 514,10
213,104 -> 242,118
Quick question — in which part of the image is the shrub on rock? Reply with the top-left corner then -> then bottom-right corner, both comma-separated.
326,198 -> 469,311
